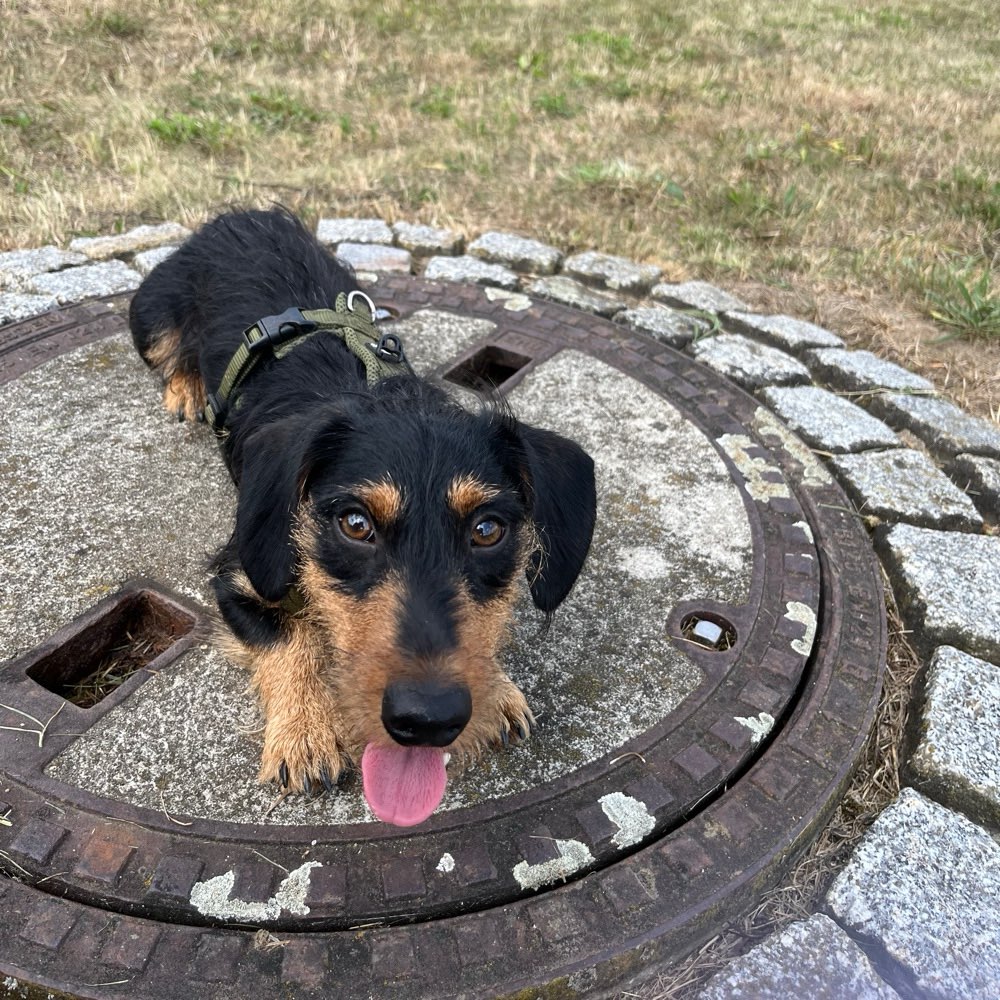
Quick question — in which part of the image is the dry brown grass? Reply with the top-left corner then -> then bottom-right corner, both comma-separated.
3,1 -> 998,411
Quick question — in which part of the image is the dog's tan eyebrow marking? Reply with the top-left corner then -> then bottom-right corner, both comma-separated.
447,475 -> 500,518
355,480 -> 405,526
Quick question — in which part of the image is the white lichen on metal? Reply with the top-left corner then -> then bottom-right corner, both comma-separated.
599,791 -> 656,848
483,286 -> 532,311
512,839 -> 595,891
794,519 -> 815,544
785,601 -> 818,656
716,432 -> 791,503
735,711 -> 776,745
189,861 -> 322,921
752,407 -> 832,487
436,853 -> 456,873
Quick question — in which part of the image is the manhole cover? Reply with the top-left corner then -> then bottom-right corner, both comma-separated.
0,279 -> 885,999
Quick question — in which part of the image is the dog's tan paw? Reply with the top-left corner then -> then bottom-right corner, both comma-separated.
162,370 -> 207,423
259,710 -> 348,795
495,679 -> 535,746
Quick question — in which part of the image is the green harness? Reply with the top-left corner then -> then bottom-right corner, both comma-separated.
204,290 -> 411,431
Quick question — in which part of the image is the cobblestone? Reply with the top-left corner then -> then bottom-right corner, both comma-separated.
725,312 -> 845,352
947,454 -> 1000,521
0,246 -> 86,289
467,231 -> 561,273
880,523 -> 1000,661
423,255 -> 520,290
392,221 -> 463,255
0,291 -> 59,325
27,260 -> 141,304
335,242 -> 412,273
617,305 -> 709,347
806,348 -> 935,395
132,245 -> 179,277
911,646 -> 1000,828
527,275 -> 625,316
830,448 -> 983,531
828,788 -> 1000,1000
68,223 -> 191,260
760,386 -> 899,453
563,250 -> 661,293
870,392 -> 1000,459
696,914 -> 901,1000
316,217 -> 393,245
690,333 -> 811,391
651,280 -> 748,313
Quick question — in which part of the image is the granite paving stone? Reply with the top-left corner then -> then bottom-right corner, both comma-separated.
617,305 -> 709,347
68,222 -> 191,260
316,217 -> 393,245
910,646 -> 1000,827
527,275 -> 625,317
0,246 -> 87,288
806,348 -> 935,395
947,453 -> 1000,521
880,523 -> 1000,661
725,311 -> 845,352
334,242 -> 412,273
0,291 -> 59,325
563,250 -> 661,293
423,255 -> 520,290
27,260 -> 141,304
760,386 -> 899,453
690,333 -> 811,391
828,788 -> 1000,1000
830,448 -> 983,531
651,280 -> 749,314
696,913 -> 901,1000
467,231 -> 562,273
869,392 -> 1000,459
392,221 -> 463,255
133,245 -> 179,277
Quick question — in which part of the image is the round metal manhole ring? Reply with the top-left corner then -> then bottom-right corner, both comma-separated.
0,281 -> 885,999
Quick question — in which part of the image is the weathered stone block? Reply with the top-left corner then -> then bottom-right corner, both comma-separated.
527,275 -> 624,316
947,453 -> 1000,521
28,260 -> 141,304
0,291 -> 59,325
725,312 -> 845,352
830,448 -> 983,531
651,280 -> 748,314
806,348 -> 935,394
828,788 -> 1000,1000
617,305 -> 709,347
69,222 -> 191,260
870,392 -> 1000,459
760,386 -> 899,453
691,334 -> 811,391
423,255 -> 520,290
563,251 -> 661,293
335,242 -> 412,273
316,218 -> 393,245
392,221 -> 463,255
467,231 -> 561,273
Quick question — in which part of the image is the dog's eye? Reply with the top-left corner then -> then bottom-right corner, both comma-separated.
471,518 -> 505,548
339,510 -> 375,543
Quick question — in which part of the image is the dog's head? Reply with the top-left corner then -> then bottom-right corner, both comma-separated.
233,385 -> 596,824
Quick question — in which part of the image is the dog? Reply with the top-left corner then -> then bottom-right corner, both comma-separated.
128,208 -> 596,826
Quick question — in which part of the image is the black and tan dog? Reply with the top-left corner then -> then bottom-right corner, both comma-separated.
128,208 -> 596,826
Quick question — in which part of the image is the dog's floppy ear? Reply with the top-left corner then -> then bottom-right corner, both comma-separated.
235,411 -> 349,602
517,424 -> 597,613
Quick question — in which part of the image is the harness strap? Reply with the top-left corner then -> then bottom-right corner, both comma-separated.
204,291 -> 411,431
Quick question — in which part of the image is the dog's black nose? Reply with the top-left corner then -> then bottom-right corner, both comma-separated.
382,681 -> 472,747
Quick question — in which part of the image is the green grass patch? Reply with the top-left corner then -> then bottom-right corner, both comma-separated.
533,92 -> 575,118
146,112 -> 230,152
925,262 -> 1000,340
414,88 -> 456,119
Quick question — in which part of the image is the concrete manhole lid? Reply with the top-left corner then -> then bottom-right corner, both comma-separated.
0,278 -> 885,998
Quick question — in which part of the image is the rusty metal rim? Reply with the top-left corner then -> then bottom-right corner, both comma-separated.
0,281 -> 885,999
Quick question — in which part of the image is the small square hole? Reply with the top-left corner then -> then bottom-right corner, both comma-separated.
26,589 -> 196,708
443,345 -> 532,392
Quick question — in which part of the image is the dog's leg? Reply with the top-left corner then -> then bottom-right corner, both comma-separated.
144,328 -> 207,423
214,571 -> 347,793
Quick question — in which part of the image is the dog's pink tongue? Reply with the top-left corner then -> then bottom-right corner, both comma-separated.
361,743 -> 448,827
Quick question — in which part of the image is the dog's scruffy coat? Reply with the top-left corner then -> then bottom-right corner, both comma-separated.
129,208 -> 596,826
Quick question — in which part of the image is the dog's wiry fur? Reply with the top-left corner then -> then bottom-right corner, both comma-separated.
128,208 -> 596,816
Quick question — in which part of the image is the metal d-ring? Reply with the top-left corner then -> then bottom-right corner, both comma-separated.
347,289 -> 377,321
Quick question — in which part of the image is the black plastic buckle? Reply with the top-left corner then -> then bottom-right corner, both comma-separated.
373,332 -> 406,365
242,307 -> 317,354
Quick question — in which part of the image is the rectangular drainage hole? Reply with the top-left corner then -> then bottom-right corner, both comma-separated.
443,345 -> 532,392
26,590 -> 195,708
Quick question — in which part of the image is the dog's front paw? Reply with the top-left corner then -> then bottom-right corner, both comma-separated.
259,710 -> 348,795
495,679 -> 536,747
